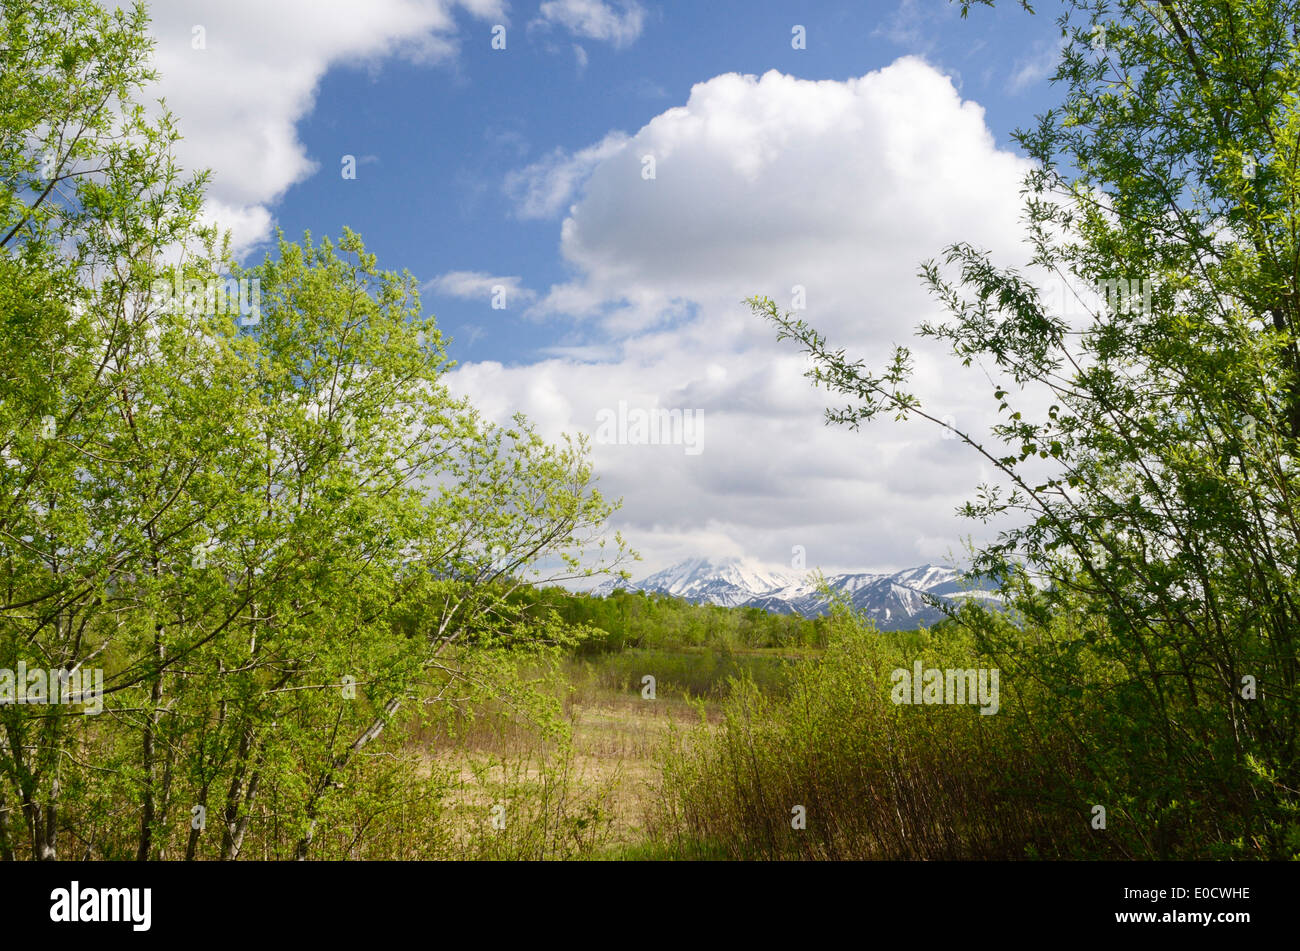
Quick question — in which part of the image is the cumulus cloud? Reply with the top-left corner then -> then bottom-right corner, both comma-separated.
122,0 -> 505,257
541,60 -> 1031,342
457,58 -> 1043,577
533,0 -> 646,48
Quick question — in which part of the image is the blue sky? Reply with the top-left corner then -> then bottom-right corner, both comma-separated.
138,0 -> 1079,579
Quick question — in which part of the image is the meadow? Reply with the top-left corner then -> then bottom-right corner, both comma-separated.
380,607 -> 1116,862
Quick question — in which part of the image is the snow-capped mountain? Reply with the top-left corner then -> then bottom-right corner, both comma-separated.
593,557 -> 999,630
593,556 -> 807,608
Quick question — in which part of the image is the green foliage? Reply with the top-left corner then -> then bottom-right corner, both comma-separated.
569,646 -> 804,700
649,602 -> 1090,859
0,0 -> 629,860
750,0 -> 1300,858
519,585 -> 829,652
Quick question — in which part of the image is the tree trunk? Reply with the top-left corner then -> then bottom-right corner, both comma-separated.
136,621 -> 165,861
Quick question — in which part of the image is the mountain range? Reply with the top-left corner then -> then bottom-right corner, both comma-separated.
592,557 -> 1000,630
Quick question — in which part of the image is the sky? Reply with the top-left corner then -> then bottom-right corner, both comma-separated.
128,0 -> 1077,580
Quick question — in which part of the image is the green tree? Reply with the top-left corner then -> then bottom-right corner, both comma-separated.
0,0 -> 630,860
0,0 -> 219,860
753,0 -> 1300,857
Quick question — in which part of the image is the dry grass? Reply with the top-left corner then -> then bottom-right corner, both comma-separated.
411,660 -> 728,856
556,692 -> 718,845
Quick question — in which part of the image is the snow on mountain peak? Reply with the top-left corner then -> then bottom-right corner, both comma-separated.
593,556 -> 999,629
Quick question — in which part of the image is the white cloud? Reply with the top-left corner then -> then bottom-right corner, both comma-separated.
124,0 -> 505,257
425,270 -> 537,304
535,58 -> 1031,347
503,132 -> 630,219
1007,37 -> 1065,93
874,0 -> 958,51
198,199 -> 274,261
461,58 -> 1044,576
533,0 -> 645,48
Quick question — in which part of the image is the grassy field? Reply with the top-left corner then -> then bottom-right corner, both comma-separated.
413,647 -> 810,858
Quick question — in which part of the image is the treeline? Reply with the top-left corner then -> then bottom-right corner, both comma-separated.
513,586 -> 830,652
